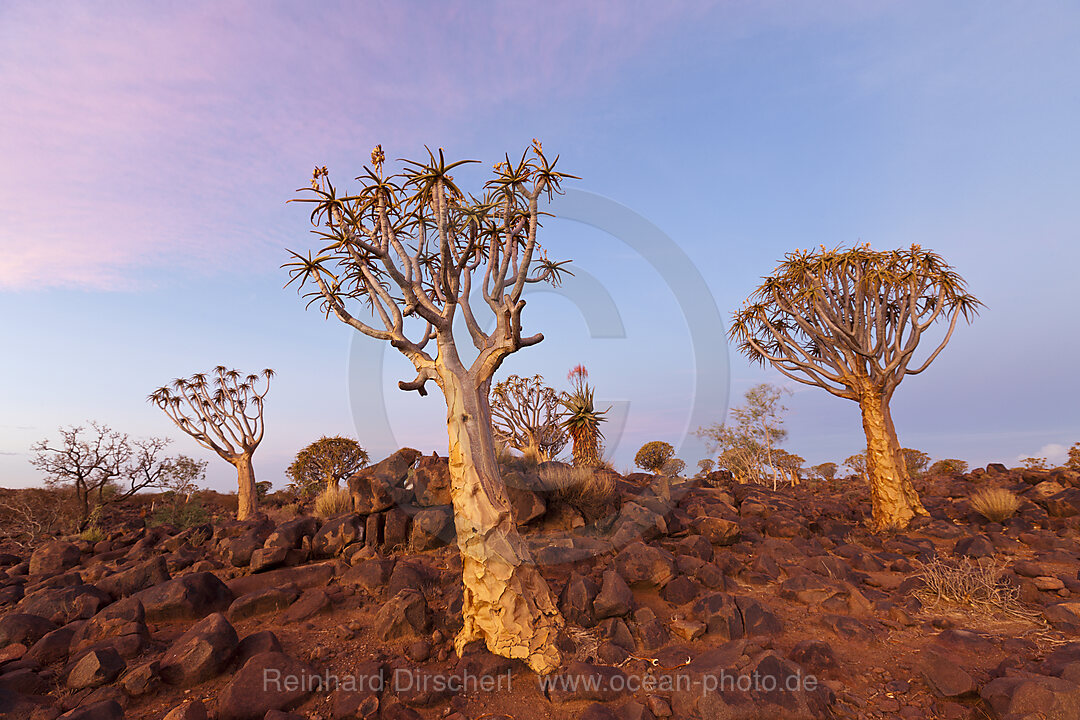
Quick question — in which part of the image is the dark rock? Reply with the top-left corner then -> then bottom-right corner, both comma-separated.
788,640 -> 839,675
348,448 -> 421,514
217,652 -> 316,720
547,661 -> 629,703
119,660 -> 160,696
29,541 -> 81,576
159,612 -> 238,686
953,534 -> 995,558
70,597 -> 149,658
594,570 -> 634,619
0,614 -> 56,647
26,623 -> 79,664
388,562 -> 425,595
312,514 -> 364,558
383,508 -> 411,549
410,454 -> 451,506
227,585 -> 300,621
96,557 -> 170,599
408,506 -> 453,552
66,647 -> 125,689
694,516 -> 740,546
374,589 -> 429,640
17,584 -> 111,625
610,502 -> 667,548
689,593 -> 744,640
281,588 -> 331,623
1045,602 -> 1080,632
249,546 -> 289,573
558,572 -> 599,626
505,482 -> 546,526
341,558 -> 394,593
614,542 -> 676,588
57,700 -> 124,720
226,561 -> 337,598
737,596 -> 783,637
919,648 -> 975,697
232,630 -> 283,668
263,517 -> 319,551
981,675 -> 1080,719
221,533 -> 266,568
133,572 -> 233,622
660,576 -> 701,606
162,700 -> 209,720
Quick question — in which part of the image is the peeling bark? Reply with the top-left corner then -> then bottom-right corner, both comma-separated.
858,392 -> 927,530
441,367 -> 564,675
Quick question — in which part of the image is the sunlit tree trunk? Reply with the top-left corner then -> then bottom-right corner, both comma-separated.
234,453 -> 257,521
858,391 -> 928,530
439,359 -> 563,675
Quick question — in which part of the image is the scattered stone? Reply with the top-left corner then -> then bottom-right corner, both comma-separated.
375,589 -> 430,640
594,570 -> 634,619
227,585 -> 300,621
614,542 -> 676,588
66,647 -> 125,689
132,571 -> 233,622
217,652 -> 316,720
159,612 -> 238,686
919,649 -> 975,697
29,541 -> 81,576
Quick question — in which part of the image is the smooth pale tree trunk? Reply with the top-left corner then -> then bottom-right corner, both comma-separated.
439,366 -> 564,675
234,453 -> 258,521
858,391 -> 928,530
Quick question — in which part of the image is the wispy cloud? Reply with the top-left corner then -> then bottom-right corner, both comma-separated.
0,1 -> 709,291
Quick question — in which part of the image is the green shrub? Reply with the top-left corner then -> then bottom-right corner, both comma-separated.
635,441 -> 674,474
150,500 -> 210,529
929,458 -> 968,475
80,526 -> 105,543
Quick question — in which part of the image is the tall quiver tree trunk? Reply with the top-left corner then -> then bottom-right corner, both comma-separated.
286,142 -> 577,673
234,453 -> 258,521
440,361 -> 563,672
858,388 -> 926,530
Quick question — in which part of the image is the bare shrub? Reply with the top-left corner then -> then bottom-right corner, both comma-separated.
0,488 -> 78,549
314,484 -> 353,519
539,464 -> 616,521
916,557 -> 1029,618
970,487 -> 1020,522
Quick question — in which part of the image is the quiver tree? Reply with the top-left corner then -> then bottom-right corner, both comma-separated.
561,364 -> 607,468
148,366 -> 273,521
286,436 -> 369,498
490,374 -> 567,462
634,441 -> 675,474
731,244 -> 981,530
284,142 -> 574,674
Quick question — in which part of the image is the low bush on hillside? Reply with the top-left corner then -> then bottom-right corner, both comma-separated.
970,486 -> 1020,523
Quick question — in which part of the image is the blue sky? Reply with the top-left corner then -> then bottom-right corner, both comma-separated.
2,1 -> 1078,491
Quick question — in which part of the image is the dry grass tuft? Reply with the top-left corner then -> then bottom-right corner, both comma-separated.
916,556 -> 1032,619
540,465 -> 617,520
314,484 -> 353,519
970,486 -> 1020,522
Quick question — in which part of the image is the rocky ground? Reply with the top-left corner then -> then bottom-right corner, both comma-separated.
2,450 -> 1080,720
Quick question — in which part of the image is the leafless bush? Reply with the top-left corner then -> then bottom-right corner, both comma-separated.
970,486 -> 1020,522
0,488 -> 77,549
916,557 -> 1029,618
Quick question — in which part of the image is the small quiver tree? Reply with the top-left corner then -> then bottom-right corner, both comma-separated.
490,374 -> 567,462
731,244 -> 980,530
284,143 -> 574,674
148,366 -> 273,521
287,436 -> 369,498
634,441 -> 675,474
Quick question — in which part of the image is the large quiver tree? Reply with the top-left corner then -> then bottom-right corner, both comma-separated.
730,244 -> 980,530
148,366 -> 272,521
285,142 -> 574,674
